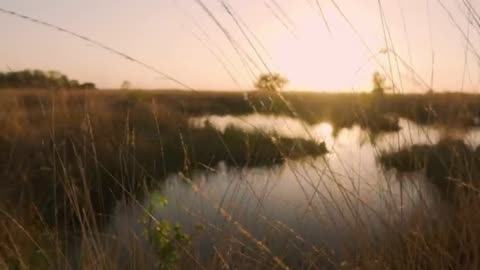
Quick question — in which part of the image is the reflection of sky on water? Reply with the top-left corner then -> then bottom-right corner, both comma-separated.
111,114 -> 468,263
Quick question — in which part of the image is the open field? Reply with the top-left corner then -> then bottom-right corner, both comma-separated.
1,89 -> 480,269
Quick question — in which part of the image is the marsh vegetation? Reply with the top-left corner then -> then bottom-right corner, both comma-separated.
3,0 -> 480,267
0,89 -> 479,269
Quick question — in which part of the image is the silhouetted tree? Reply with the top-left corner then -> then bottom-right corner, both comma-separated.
372,71 -> 386,95
121,80 -> 132,90
80,83 -> 96,90
254,73 -> 288,92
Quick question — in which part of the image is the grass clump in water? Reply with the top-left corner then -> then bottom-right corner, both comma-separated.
380,138 -> 480,201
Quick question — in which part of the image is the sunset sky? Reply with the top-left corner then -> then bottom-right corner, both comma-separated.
1,0 -> 479,92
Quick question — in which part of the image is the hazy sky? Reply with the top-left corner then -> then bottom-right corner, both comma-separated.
1,0 -> 480,92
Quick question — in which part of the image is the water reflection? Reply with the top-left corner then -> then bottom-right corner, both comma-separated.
191,115 -> 338,151
112,114 -> 480,265
192,114 -> 480,151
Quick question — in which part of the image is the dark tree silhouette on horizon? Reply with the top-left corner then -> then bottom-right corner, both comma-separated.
254,73 -> 288,92
372,71 -> 386,95
0,69 -> 96,90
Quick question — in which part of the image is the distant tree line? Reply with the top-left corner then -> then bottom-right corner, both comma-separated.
0,70 -> 96,90
253,71 -> 390,94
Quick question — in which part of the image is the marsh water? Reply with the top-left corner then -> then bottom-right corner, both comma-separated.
111,114 -> 480,264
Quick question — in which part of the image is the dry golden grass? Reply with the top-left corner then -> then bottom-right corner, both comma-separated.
0,89 -> 479,269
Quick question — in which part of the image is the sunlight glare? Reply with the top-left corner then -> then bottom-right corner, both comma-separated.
269,15 -> 378,91
312,122 -> 335,150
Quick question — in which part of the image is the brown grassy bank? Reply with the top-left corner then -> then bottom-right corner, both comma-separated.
0,89 -> 328,269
